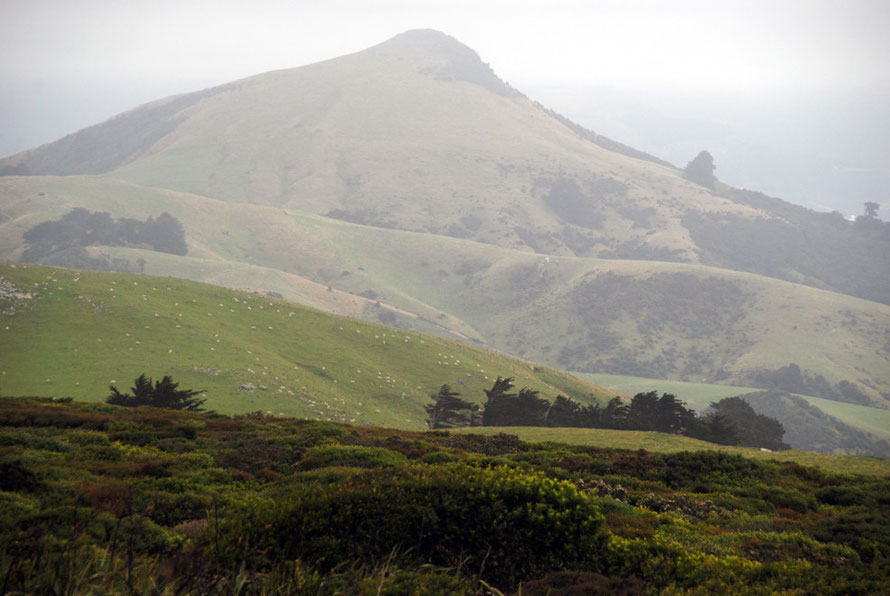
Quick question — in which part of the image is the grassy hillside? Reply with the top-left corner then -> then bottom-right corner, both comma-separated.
3,31 -> 886,308
0,262 -> 616,428
2,174 -> 888,413
3,31 -> 745,265
3,175 -> 887,408
2,395 -> 889,593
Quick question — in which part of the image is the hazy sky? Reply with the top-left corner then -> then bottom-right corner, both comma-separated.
1,0 -> 888,213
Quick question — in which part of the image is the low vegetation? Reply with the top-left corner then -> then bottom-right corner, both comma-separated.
1,395 -> 888,594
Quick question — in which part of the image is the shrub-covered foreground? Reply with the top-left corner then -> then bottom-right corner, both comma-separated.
1,396 -> 889,594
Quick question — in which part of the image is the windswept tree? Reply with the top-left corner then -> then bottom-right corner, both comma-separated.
510,388 -> 551,427
601,396 -> 630,429
106,374 -> 205,411
546,395 -> 583,427
425,384 -> 477,429
546,395 -> 602,427
481,376 -> 518,426
684,150 -> 717,189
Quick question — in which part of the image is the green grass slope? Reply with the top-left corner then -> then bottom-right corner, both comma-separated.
0,262 -> 616,428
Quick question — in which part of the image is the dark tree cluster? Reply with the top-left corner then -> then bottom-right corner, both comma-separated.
747,363 -> 872,406
22,208 -> 187,262
705,397 -> 789,450
426,377 -> 788,450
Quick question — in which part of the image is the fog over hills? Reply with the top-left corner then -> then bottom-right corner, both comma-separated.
1,30 -> 888,450
526,85 -> 890,221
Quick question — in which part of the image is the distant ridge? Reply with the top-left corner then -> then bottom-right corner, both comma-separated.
0,85 -> 234,176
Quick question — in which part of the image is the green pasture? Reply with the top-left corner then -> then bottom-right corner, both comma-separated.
0,263 -> 616,429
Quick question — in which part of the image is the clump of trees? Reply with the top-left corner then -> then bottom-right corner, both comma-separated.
747,363 -> 872,406
706,396 -> 789,450
23,208 -> 187,262
107,374 -> 205,411
426,376 -> 788,450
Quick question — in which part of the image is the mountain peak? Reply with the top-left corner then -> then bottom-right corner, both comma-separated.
371,29 -> 521,98
374,29 -> 477,57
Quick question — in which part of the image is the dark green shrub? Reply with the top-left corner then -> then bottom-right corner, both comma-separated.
522,570 -> 643,595
65,430 -> 111,446
659,451 -> 764,488
108,429 -> 157,446
420,450 -> 459,464
280,422 -> 350,447
137,490 -> 212,526
816,486 -> 877,508
215,434 -> 301,474
298,444 -> 409,469
812,512 -> 890,563
427,431 -> 525,455
237,464 -> 605,590
0,490 -> 39,523
290,466 -> 363,485
0,460 -> 41,492
0,430 -> 71,451
71,443 -> 124,462
734,486 -> 817,514
324,565 -> 475,595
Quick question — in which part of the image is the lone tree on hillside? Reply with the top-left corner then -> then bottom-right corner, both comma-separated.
106,374 -> 205,411
684,150 -> 717,189
863,201 -> 880,218
425,384 -> 477,429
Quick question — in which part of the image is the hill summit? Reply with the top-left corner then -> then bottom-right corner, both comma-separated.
368,29 -> 522,97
